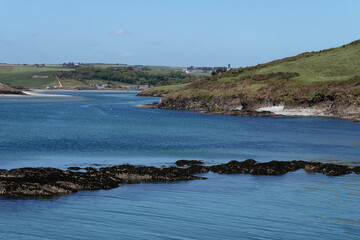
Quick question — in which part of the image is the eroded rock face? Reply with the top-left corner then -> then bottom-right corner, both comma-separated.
0,160 -> 358,198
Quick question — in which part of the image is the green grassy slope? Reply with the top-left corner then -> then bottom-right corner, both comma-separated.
141,40 -> 360,101
138,40 -> 360,121
238,40 -> 360,83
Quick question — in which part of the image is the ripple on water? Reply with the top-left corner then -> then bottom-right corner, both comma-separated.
0,92 -> 360,239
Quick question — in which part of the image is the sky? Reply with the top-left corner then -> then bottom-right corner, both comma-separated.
0,0 -> 359,67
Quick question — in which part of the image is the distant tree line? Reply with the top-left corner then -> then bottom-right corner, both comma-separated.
58,66 -> 199,86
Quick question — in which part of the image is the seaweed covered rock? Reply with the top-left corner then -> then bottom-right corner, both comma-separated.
175,160 -> 204,166
210,159 -> 256,174
0,159 -> 358,198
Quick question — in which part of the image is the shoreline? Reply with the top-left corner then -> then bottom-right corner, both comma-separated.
0,89 -> 141,98
136,93 -> 360,122
136,100 -> 360,121
31,89 -> 141,93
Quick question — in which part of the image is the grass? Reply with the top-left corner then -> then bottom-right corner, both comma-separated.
0,66 -> 72,88
235,40 -> 360,83
88,64 -> 129,68
143,40 -> 360,106
140,83 -> 191,96
247,45 -> 360,83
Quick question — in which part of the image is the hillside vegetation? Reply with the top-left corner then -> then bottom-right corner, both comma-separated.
139,40 -> 360,121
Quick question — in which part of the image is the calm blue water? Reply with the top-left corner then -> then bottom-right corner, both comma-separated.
1,91 -> 360,239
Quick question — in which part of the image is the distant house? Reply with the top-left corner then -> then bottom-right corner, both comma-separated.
95,84 -> 107,89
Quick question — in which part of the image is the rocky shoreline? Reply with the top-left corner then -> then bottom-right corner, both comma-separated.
0,82 -> 25,95
1,159 -> 359,198
136,94 -> 360,121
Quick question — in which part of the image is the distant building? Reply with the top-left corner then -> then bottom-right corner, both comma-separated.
95,84 -> 107,89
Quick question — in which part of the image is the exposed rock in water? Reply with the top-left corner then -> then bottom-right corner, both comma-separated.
67,167 -> 81,170
304,162 -> 353,176
0,160 -> 358,198
352,167 -> 360,174
0,165 -> 204,197
175,160 -> 204,166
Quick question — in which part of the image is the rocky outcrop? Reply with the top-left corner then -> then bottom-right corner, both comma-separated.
0,165 -> 204,197
138,75 -> 360,121
0,160 -> 359,197
175,160 -> 204,166
137,90 -> 168,97
0,82 -> 25,95
152,96 -> 360,121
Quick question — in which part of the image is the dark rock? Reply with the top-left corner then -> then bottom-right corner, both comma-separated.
175,160 -> 204,166
0,159 -> 357,198
210,159 -> 256,174
353,167 -> 360,174
186,165 -> 210,174
321,164 -> 352,176
304,162 -> 324,173
0,164 -> 204,197
304,162 -> 352,176
68,167 -> 81,170
250,160 -> 306,175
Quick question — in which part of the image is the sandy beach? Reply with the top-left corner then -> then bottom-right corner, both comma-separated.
0,89 -> 140,97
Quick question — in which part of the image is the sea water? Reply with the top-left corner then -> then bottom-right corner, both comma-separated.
0,91 -> 359,239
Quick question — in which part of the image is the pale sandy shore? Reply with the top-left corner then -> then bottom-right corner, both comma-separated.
0,89 -> 140,97
0,91 -> 70,97
23,91 -> 70,97
256,105 -> 325,117
31,89 -> 140,93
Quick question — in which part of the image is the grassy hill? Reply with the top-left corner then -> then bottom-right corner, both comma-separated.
140,40 -> 360,120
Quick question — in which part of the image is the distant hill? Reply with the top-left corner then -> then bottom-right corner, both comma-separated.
139,40 -> 360,121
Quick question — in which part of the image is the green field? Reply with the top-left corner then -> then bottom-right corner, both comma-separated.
0,66 -> 73,88
0,64 -> 197,89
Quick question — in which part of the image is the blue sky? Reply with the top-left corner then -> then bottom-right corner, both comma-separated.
0,0 -> 359,67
